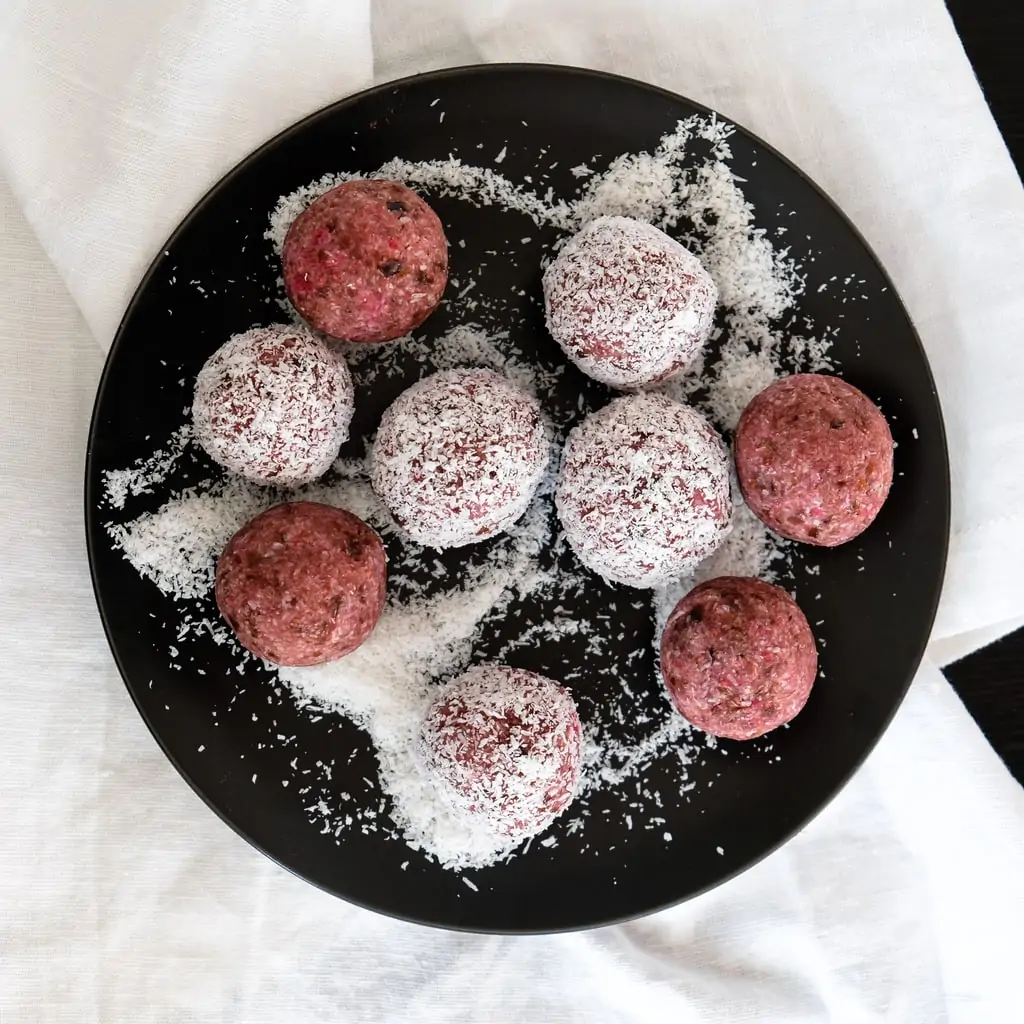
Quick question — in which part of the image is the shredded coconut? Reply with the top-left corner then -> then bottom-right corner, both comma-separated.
107,480 -> 269,600
419,666 -> 582,841
102,424 -> 192,510
556,393 -> 732,588
266,161 -> 574,252
102,111 -> 834,871
281,504 -> 556,870
192,325 -> 354,487
370,368 -> 549,550
542,216 -> 717,390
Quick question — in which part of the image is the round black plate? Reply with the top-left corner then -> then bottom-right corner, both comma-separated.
86,64 -> 949,933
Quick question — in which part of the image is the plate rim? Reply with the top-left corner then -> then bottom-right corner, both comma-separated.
84,61 -> 951,934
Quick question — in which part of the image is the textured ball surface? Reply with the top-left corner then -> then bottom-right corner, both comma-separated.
660,576 -> 817,741
282,180 -> 448,343
542,216 -> 717,390
216,502 -> 386,667
370,368 -> 548,549
556,392 -> 732,588
192,325 -> 354,488
735,374 -> 894,546
419,665 -> 583,840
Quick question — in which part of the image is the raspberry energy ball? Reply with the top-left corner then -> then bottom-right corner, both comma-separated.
370,368 -> 548,549
660,576 -> 817,741
542,216 -> 717,389
735,374 -> 894,546
556,392 -> 732,588
419,665 -> 583,840
192,325 -> 354,488
283,180 -> 448,343
215,502 -> 386,667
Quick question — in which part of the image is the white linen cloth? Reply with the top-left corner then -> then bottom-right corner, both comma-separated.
2,1 -> 1024,1019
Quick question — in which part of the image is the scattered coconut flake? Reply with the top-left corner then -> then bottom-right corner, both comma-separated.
282,510 -> 554,870
106,480 -> 267,600
266,161 -> 573,252
102,424 -> 192,510
103,111 -> 834,872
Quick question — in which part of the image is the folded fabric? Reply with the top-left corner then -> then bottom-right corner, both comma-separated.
3,0 -> 1024,1019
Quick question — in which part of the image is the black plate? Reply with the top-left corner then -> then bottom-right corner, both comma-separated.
85,64 -> 949,933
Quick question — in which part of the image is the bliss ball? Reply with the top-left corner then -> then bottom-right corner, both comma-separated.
542,216 -> 717,390
370,368 -> 548,549
419,665 -> 583,840
215,502 -> 386,667
192,324 -> 354,488
556,392 -> 732,588
282,180 -> 448,343
735,374 -> 894,546
660,576 -> 818,741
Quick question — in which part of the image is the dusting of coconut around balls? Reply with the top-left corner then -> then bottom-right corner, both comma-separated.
418,665 -> 583,841
105,111 -> 852,873
542,215 -> 717,390
370,368 -> 549,550
556,392 -> 732,588
192,325 -> 354,488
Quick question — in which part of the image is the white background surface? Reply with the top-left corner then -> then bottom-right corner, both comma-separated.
3,1 -> 1024,1019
